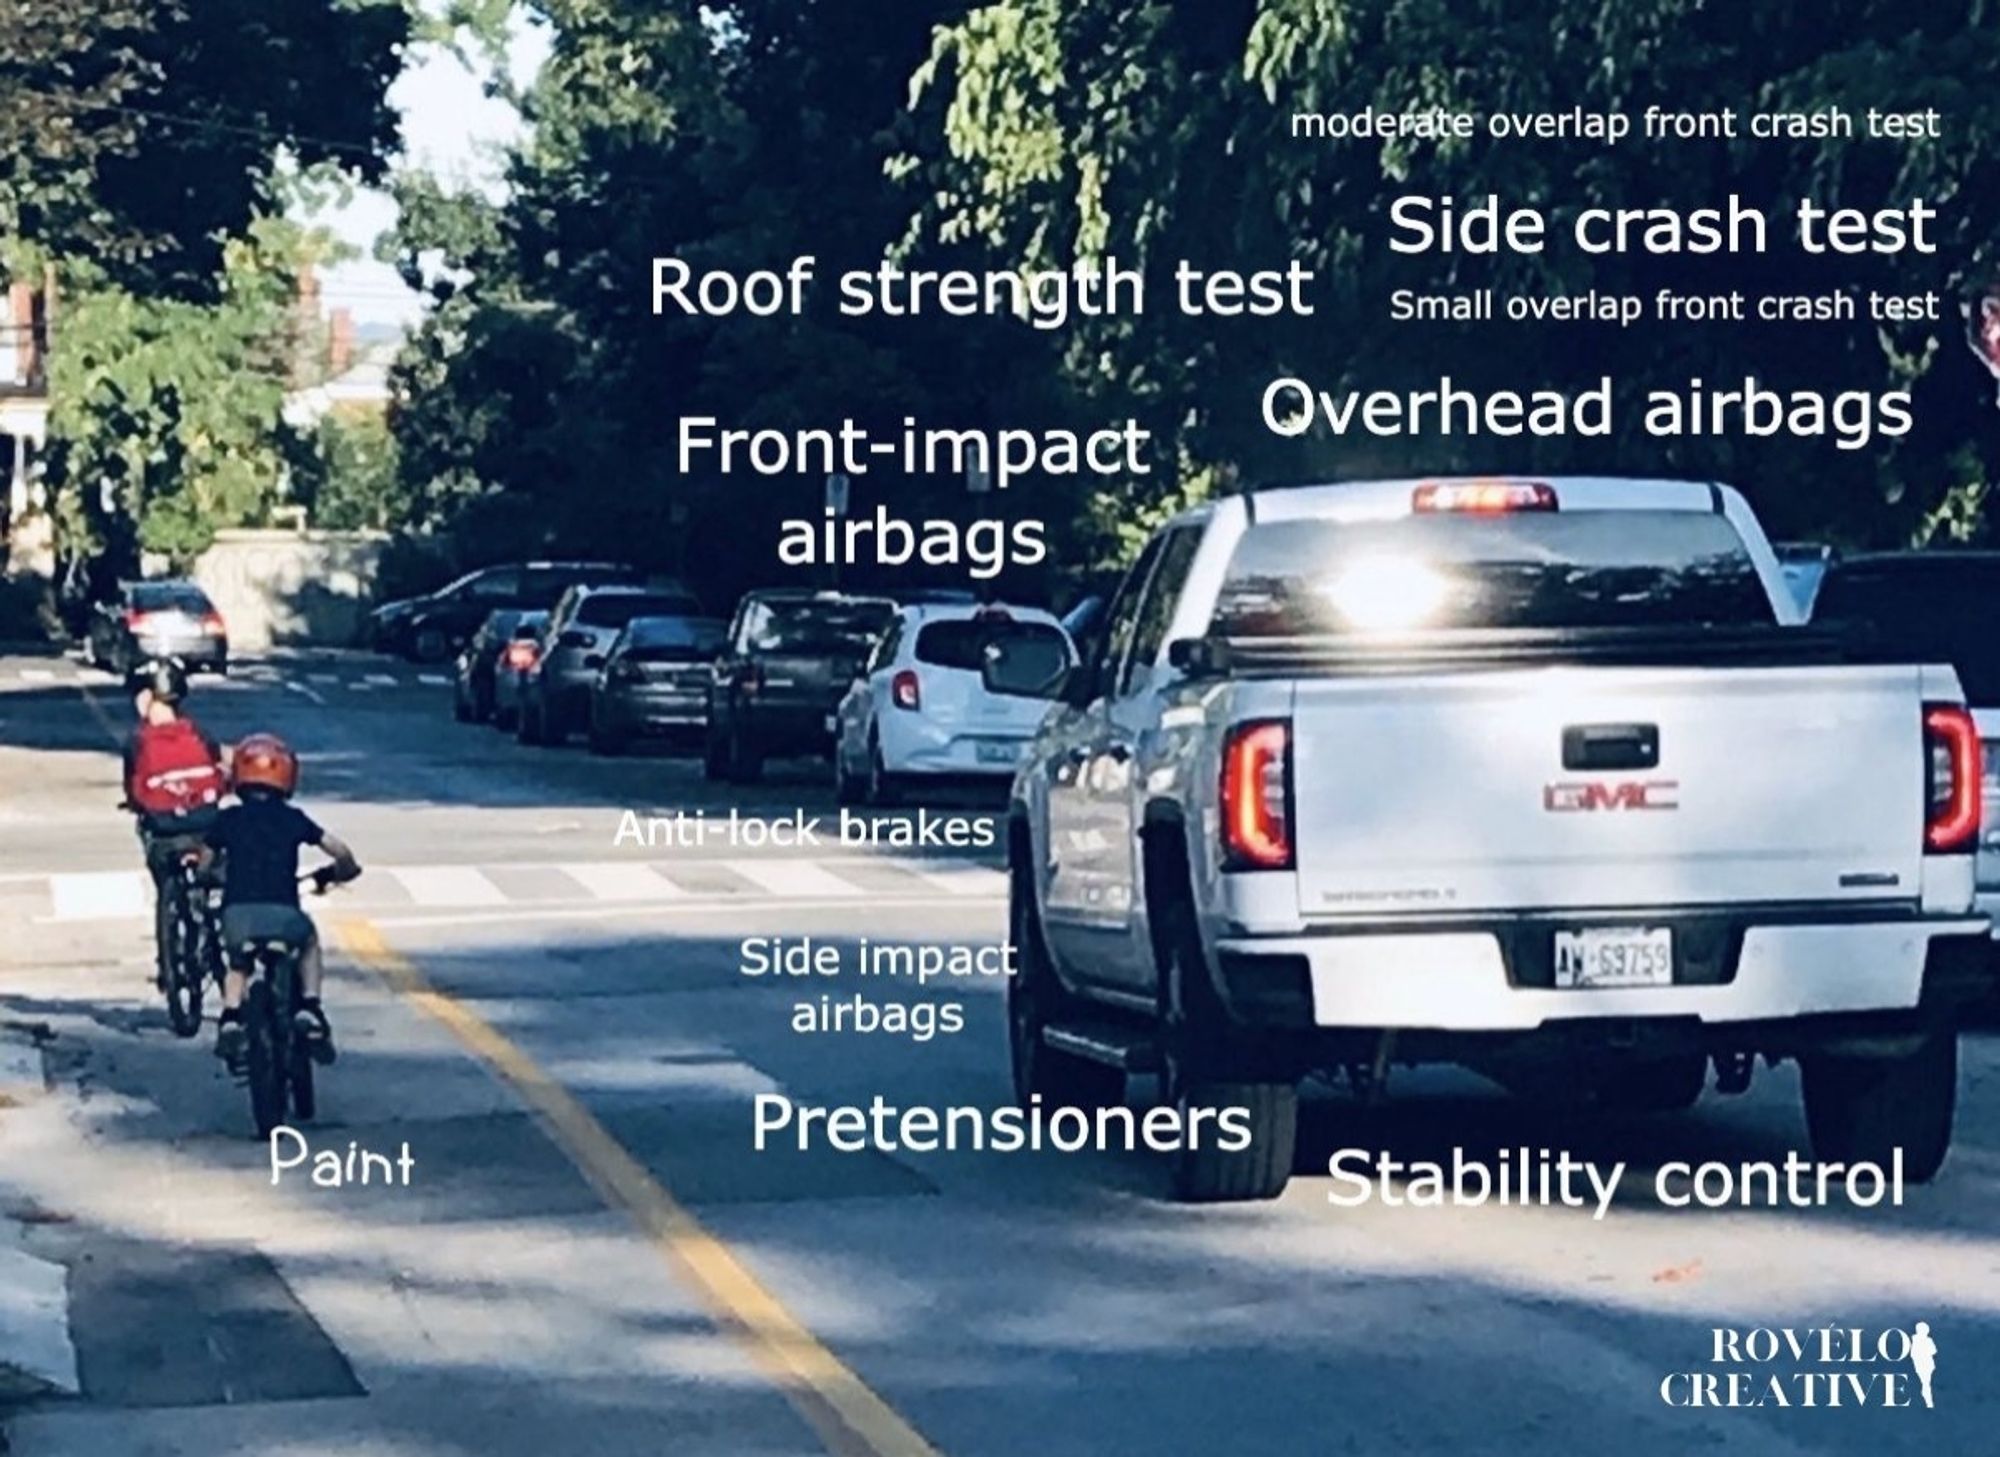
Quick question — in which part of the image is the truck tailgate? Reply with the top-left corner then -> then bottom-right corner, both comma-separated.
1289,663 -> 1926,917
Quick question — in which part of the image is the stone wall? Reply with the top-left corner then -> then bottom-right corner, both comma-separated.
189,529 -> 387,649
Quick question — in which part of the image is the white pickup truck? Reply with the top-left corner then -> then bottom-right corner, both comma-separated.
985,477 -> 1990,1201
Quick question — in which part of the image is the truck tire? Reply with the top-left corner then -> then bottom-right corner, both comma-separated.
1154,866 -> 1296,1202
1007,856 -> 1124,1110
1597,1055 -> 1707,1114
1170,1080 -> 1299,1204
1802,1032 -> 1956,1183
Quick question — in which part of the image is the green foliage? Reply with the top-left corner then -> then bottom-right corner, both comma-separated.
295,412 -> 405,532
905,0 -> 2000,545
0,0 -> 407,297
388,0 -> 1082,600
45,219 -> 321,569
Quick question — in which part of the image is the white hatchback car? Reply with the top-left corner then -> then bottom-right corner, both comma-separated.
833,604 -> 1073,805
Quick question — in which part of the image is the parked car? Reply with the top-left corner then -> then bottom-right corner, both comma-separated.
587,615 -> 728,756
453,608 -> 537,724
517,585 -> 704,745
490,612 -> 548,731
705,590 -> 897,782
86,580 -> 228,677
1814,550 -> 2000,951
832,603 -> 1071,805
370,560 -> 639,662
988,476 -> 1989,1201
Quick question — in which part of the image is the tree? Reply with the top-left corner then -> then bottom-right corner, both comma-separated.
0,0 -> 407,297
45,217 -> 328,581
904,0 -> 2000,546
388,0 -> 1076,604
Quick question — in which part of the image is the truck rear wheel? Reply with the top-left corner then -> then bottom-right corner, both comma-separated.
1155,876 -> 1296,1202
1007,858 -> 1123,1110
1802,1032 -> 1956,1183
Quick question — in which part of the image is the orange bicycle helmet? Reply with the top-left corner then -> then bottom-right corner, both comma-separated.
232,733 -> 300,796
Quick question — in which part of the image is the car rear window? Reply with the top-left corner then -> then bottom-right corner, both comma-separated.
748,600 -> 894,655
622,618 -> 724,662
1211,510 -> 1775,638
1815,561 -> 2000,702
131,584 -> 212,613
915,618 -> 1067,670
577,593 -> 700,629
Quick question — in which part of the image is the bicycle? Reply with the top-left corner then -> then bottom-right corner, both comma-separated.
230,868 -> 354,1138
158,848 -> 222,1039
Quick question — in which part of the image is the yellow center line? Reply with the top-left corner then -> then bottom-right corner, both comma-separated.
335,917 -> 941,1457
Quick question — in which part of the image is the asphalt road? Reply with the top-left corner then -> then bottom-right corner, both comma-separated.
0,647 -> 1997,1455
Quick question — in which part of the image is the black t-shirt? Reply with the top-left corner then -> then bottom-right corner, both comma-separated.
205,798 -> 325,908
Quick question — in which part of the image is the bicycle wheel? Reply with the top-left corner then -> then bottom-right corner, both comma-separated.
289,1036 -> 317,1121
162,876 -> 204,1038
243,980 -> 288,1138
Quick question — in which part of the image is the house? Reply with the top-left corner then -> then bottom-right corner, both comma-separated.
0,274 -> 51,575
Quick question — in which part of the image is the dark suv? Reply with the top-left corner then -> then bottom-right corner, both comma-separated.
369,561 -> 639,661
705,590 -> 896,782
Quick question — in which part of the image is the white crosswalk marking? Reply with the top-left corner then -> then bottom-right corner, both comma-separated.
50,871 -> 150,922
363,673 -> 399,687
418,673 -> 451,686
722,859 -> 865,898
559,862 -> 683,902
31,856 -> 1004,923
389,866 -> 507,906
911,863 -> 1007,896
307,673 -> 340,684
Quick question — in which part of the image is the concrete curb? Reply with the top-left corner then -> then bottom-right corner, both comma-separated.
0,1247 -> 76,1399
0,1037 -> 44,1107
0,1031 -> 76,1402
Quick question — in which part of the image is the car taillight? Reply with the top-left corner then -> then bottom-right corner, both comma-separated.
1923,703 -> 1980,854
1412,480 -> 1557,514
200,612 -> 225,636
124,610 -> 150,630
1221,720 -> 1293,870
504,641 -> 538,670
891,669 -> 921,711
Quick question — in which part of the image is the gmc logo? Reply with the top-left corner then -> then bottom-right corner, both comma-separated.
1544,779 -> 1680,812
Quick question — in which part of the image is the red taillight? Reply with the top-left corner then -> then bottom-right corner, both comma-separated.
1412,480 -> 1557,514
891,669 -> 921,711
200,612 -> 225,636
1221,720 -> 1293,871
504,641 -> 538,670
124,610 -> 150,630
1923,703 -> 1980,854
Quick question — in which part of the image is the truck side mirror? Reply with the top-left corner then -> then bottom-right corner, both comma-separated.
1167,636 -> 1230,677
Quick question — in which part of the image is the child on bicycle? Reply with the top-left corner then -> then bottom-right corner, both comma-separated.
203,734 -> 361,1065
123,659 -> 228,986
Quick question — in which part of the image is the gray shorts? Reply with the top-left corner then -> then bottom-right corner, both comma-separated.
220,904 -> 317,958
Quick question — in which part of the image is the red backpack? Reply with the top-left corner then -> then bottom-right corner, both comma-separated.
129,720 -> 227,817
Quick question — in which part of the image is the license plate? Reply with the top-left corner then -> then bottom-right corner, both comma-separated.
975,740 -> 1020,765
1553,927 -> 1673,989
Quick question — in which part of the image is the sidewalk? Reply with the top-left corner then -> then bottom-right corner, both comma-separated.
0,1022 -> 80,1410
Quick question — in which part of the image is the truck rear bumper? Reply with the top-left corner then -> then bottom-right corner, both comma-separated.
1214,918 -> 1990,1031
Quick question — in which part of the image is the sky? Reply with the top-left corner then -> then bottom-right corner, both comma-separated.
309,11 -> 551,330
